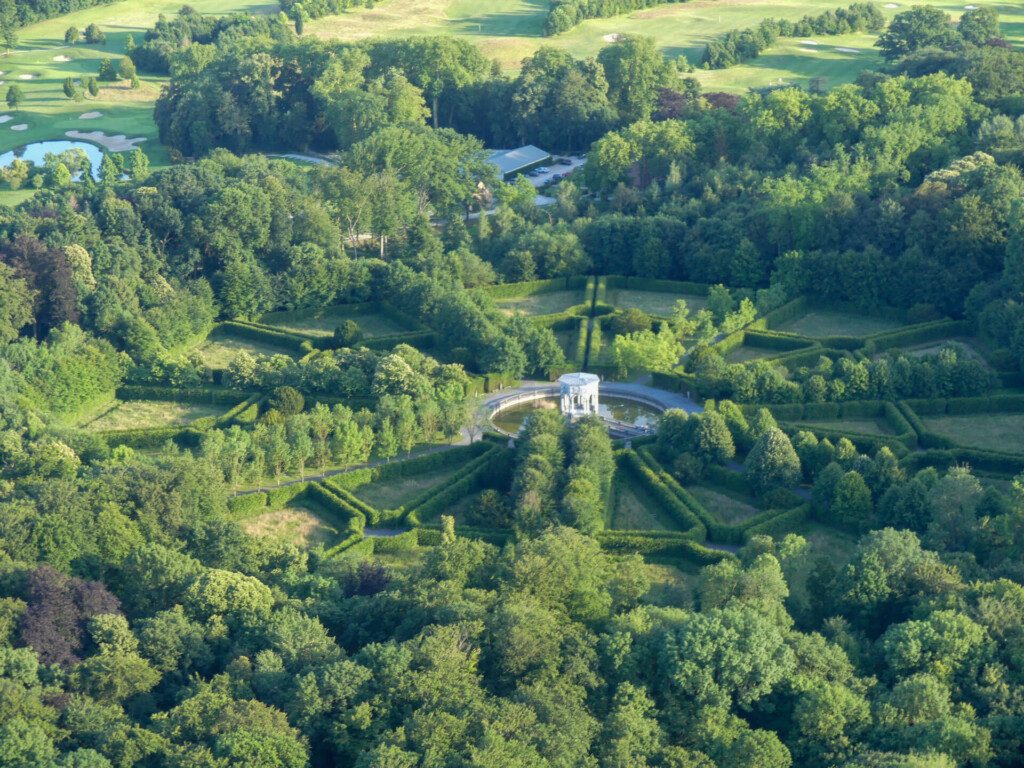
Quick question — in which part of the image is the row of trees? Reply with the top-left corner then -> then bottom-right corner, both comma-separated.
702,3 -> 885,69
687,344 -> 997,404
510,410 -> 614,535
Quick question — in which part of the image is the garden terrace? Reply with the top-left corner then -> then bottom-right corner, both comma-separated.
259,302 -> 418,340
601,275 -> 711,318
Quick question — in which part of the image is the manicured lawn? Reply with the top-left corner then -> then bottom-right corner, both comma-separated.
304,0 -> 1018,85
613,474 -> 680,531
793,418 -> 894,436
775,310 -> 903,338
242,502 -> 339,548
260,307 -> 409,338
351,465 -> 464,510
0,0 -> 274,165
496,290 -> 583,316
79,399 -> 226,430
609,289 -> 706,318
194,327 -> 298,369
689,485 -> 762,525
921,413 -> 1024,454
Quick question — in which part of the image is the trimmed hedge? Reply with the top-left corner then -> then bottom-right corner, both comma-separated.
115,385 -> 253,405
605,276 -> 713,296
226,492 -> 269,521
371,530 -> 419,554
865,319 -> 969,354
220,320 -> 309,352
618,450 -> 705,540
404,445 -> 505,525
597,530 -> 735,564
481,276 -> 587,300
416,522 -> 514,546
311,483 -> 369,556
744,504 -> 812,538
901,447 -> 1024,475
741,330 -> 816,352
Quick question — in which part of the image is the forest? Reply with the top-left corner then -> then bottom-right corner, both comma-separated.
1,0 -> 1024,766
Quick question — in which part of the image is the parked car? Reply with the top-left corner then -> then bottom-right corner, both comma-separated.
557,157 -> 572,165
536,166 -> 550,173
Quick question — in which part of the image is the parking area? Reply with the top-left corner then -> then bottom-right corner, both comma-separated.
523,155 -> 587,188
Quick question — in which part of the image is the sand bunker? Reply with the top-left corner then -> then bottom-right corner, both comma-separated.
965,4 -> 978,8
64,129 -> 146,151
17,74 -> 34,80
53,55 -> 70,62
602,33 -> 624,42
11,124 -> 27,131
799,40 -> 819,45
884,2 -> 899,7
0,116 -> 12,124
78,111 -> 102,120
835,47 -> 860,53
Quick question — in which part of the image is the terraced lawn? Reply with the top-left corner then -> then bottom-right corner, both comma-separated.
496,290 -> 584,316
242,503 -> 339,548
350,465 -> 464,510
775,310 -> 904,338
609,289 -> 707,318
194,327 -> 298,369
793,418 -> 894,436
613,474 -> 681,530
79,399 -> 226,431
261,308 -> 409,338
921,413 -> 1024,454
689,485 -> 763,525
725,345 -> 782,363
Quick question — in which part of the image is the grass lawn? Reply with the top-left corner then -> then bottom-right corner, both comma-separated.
689,485 -> 763,525
609,289 -> 706,317
194,327 -> 298,369
79,399 -> 226,430
642,563 -> 694,608
613,473 -> 681,531
921,412 -> 1024,454
553,326 -> 580,362
792,417 -> 894,436
305,0 -> 1018,83
880,338 -> 992,368
260,307 -> 409,338
496,290 -> 583,316
0,0 -> 276,166
242,501 -> 339,548
725,345 -> 781,363
351,465 -> 464,510
775,310 -> 903,338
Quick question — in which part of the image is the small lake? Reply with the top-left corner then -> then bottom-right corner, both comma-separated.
0,140 -> 105,179
491,395 -> 661,435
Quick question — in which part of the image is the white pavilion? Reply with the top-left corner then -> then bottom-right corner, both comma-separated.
558,372 -> 600,417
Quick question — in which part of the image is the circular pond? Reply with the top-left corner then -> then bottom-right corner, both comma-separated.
0,140 -> 105,179
491,395 -> 661,435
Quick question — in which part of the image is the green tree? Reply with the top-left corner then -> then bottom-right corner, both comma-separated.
876,7 -> 961,60
958,6 -> 1000,45
6,84 -> 23,110
64,26 -> 80,45
744,427 -> 801,495
83,23 -> 106,45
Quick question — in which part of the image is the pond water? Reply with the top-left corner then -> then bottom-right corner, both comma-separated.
491,395 -> 661,435
0,140 -> 105,179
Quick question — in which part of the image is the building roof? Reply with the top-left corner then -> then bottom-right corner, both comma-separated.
488,145 -> 551,176
558,372 -> 600,388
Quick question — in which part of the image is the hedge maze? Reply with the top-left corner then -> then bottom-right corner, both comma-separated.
66,276 -> 1024,574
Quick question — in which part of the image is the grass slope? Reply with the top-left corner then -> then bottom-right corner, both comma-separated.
307,0 -> 1023,87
